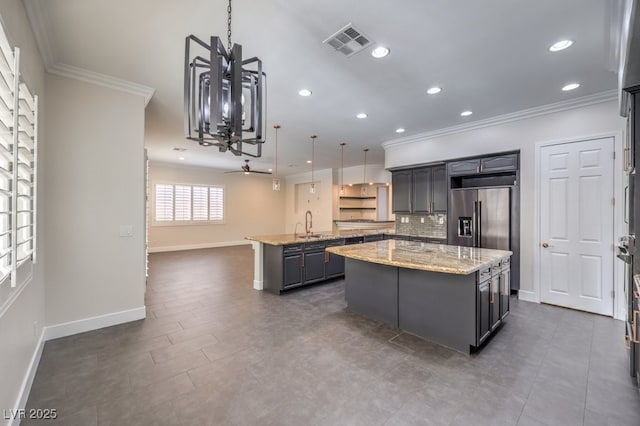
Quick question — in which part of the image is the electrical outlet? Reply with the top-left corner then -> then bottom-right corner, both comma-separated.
420,217 -> 425,223
439,216 -> 444,225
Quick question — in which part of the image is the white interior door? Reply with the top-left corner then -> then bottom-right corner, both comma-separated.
539,137 -> 614,315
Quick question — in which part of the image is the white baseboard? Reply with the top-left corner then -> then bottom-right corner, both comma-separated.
9,329 -> 46,426
518,290 -> 539,303
148,240 -> 250,253
253,279 -> 263,290
43,306 -> 146,341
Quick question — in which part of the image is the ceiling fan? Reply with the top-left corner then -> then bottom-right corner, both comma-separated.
224,159 -> 272,175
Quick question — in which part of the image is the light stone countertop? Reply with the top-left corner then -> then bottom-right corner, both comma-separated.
325,240 -> 512,275
245,229 -> 395,246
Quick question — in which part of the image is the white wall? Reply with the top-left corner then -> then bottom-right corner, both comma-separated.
148,162 -> 286,251
384,100 -> 626,296
0,1 -> 46,423
341,164 -> 391,185
285,168 -> 334,233
44,75 -> 146,326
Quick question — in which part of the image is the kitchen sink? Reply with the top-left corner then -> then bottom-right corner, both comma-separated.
297,234 -> 325,239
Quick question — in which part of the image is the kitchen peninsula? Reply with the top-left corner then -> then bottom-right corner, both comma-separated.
326,240 -> 512,353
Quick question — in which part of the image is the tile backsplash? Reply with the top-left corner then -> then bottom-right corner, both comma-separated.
395,214 -> 447,238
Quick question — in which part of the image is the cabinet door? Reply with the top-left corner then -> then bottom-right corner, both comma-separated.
283,255 -> 302,288
480,154 -> 518,173
431,165 -> 447,212
490,275 -> 501,331
325,252 -> 345,279
477,281 -> 491,345
303,251 -> 326,284
448,159 -> 480,176
412,167 -> 432,213
392,170 -> 412,213
500,268 -> 510,320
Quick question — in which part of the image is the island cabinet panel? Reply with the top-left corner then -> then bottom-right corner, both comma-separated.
303,250 -> 326,284
325,239 -> 345,279
345,259 -> 399,327
398,269 -> 477,353
477,281 -> 492,345
500,258 -> 511,320
283,254 -> 303,288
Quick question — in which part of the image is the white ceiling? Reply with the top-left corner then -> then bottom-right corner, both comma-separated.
24,0 -> 620,175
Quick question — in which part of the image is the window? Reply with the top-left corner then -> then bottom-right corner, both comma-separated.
0,25 -> 38,289
154,184 -> 224,224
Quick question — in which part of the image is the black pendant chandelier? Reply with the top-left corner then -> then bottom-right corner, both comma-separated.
184,0 -> 266,157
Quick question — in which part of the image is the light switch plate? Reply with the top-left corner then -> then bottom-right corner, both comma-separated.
119,225 -> 133,237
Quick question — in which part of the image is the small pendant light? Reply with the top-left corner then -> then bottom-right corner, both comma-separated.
361,148 -> 369,196
339,142 -> 346,196
310,135 -> 317,194
272,124 -> 281,191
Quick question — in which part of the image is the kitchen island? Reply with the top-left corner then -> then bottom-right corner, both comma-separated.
246,229 -> 394,292
325,240 -> 512,353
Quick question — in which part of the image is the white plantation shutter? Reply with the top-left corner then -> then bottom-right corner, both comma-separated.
0,24 -> 38,291
174,185 -> 191,221
209,187 -> 224,221
155,184 -> 173,221
153,184 -> 224,224
192,186 -> 208,221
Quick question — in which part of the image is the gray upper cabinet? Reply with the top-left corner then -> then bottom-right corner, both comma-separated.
431,165 -> 447,212
392,170 -> 412,213
412,167 -> 432,213
448,153 -> 518,176
447,159 -> 480,176
393,165 -> 447,214
480,153 -> 518,173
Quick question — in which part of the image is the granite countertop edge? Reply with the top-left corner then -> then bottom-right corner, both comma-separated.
246,230 -> 446,246
325,241 -> 512,275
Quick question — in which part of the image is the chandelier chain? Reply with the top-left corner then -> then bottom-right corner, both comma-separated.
227,0 -> 232,51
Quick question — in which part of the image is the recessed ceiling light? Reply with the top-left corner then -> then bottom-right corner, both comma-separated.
371,46 -> 390,58
298,89 -> 312,97
396,128 -> 405,133
356,113 -> 368,119
427,87 -> 442,95
460,110 -> 473,117
549,40 -> 573,52
562,83 -> 580,91
179,156 -> 185,160
306,160 -> 312,164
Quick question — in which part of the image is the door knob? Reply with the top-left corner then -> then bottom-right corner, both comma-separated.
542,243 -> 549,248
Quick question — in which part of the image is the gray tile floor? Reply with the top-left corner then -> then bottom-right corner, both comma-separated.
24,245 -> 640,425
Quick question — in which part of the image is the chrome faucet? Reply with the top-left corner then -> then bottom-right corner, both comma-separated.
305,210 -> 313,235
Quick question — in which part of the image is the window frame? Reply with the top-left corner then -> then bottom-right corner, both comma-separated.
151,182 -> 226,226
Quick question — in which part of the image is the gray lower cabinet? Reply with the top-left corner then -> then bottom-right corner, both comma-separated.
476,259 -> 510,346
325,239 -> 346,279
264,239 -> 346,294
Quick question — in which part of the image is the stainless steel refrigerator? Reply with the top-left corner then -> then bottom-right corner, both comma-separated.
449,187 -> 519,289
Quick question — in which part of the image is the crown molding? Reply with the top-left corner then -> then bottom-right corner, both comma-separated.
24,0 -> 155,106
382,90 -> 619,149
49,63 -> 155,106
23,0 -> 56,69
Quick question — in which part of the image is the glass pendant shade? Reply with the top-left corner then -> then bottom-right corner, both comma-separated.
272,178 -> 280,191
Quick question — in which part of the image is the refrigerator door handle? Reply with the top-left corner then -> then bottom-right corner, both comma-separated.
476,201 -> 482,247
473,201 -> 478,246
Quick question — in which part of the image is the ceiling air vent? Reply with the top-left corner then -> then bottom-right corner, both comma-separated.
173,147 -> 188,152
323,23 -> 373,57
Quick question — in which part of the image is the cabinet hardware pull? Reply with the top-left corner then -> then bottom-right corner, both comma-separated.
634,310 -> 640,344
625,333 -> 631,350
490,281 -> 495,304
501,273 -> 508,295
325,251 -> 329,263
301,253 -> 305,268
